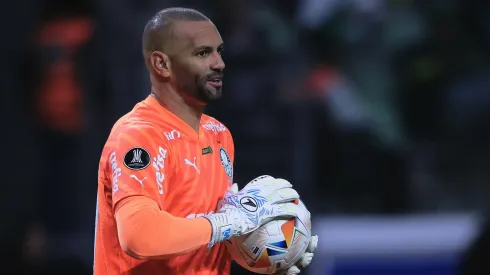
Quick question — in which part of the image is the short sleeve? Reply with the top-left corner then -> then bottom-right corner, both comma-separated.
105,125 -> 171,209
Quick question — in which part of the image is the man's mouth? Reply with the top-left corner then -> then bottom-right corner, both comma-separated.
207,76 -> 223,87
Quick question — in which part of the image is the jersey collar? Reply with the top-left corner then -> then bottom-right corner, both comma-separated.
143,95 -> 206,141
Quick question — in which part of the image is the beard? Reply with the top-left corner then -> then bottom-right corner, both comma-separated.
195,82 -> 222,103
191,74 -> 222,104
173,68 -> 223,105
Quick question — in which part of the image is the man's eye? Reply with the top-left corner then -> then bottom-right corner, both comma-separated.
197,51 -> 209,57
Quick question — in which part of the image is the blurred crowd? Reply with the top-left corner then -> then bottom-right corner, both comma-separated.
1,0 -> 490,274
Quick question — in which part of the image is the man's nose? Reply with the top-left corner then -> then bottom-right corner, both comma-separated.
211,53 -> 225,71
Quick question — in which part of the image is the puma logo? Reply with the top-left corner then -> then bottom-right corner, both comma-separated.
184,157 -> 200,174
130,174 -> 147,186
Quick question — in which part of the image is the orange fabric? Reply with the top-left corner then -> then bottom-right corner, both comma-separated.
114,196 -> 211,259
94,95 -> 234,275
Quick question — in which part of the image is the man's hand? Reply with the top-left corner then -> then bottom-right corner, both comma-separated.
204,175 -> 300,248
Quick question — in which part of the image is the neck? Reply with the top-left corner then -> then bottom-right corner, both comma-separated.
150,84 -> 204,133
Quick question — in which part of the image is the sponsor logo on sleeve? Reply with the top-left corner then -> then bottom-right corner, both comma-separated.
153,146 -> 167,195
109,152 -> 121,194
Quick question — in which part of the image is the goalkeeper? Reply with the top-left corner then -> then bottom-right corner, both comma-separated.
93,7 -> 317,275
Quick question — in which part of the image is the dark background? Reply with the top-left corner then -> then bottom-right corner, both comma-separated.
1,0 -> 490,274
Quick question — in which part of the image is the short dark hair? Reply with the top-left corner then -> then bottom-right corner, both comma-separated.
142,7 -> 210,57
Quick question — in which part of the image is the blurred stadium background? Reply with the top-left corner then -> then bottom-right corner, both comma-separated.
2,0 -> 490,274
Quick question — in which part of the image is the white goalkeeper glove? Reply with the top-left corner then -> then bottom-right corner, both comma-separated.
204,175 -> 300,248
278,235 -> 319,275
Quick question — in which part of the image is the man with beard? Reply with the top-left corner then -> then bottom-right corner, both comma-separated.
93,7 -> 313,275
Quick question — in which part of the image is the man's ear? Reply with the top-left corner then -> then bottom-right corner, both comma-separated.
149,51 -> 171,77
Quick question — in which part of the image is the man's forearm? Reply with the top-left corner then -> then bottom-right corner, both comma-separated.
115,196 -> 212,259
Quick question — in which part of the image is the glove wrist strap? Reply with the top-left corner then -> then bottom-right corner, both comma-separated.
204,213 -> 233,249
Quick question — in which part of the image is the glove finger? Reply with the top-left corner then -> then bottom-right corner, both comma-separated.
270,178 -> 293,189
254,179 -> 293,195
306,235 -> 319,253
248,177 -> 292,190
248,175 -> 274,186
271,188 -> 300,204
287,265 -> 301,275
272,202 -> 299,218
297,252 -> 314,268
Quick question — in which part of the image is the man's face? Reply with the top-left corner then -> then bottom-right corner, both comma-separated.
168,20 -> 225,105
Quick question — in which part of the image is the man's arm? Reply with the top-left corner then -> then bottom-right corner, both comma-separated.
115,195 -> 212,259
107,125 -> 300,259
106,125 -> 212,259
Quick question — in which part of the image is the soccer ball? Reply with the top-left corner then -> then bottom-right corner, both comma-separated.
225,199 -> 312,274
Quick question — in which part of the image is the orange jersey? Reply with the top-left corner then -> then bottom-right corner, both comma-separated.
94,95 -> 234,275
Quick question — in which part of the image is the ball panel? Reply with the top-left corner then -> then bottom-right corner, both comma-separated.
268,240 -> 288,249
281,219 -> 295,247
227,200 -> 312,274
226,238 -> 270,274
265,220 -> 281,236
254,248 -> 271,268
